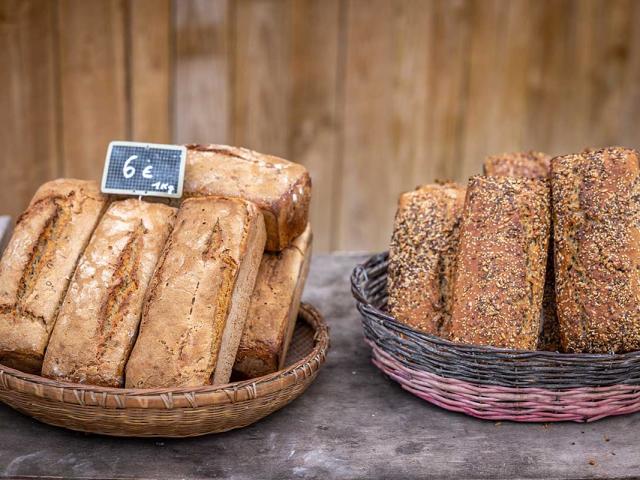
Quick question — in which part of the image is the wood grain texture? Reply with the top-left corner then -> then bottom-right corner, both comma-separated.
129,0 -> 171,143
0,0 -> 58,219
290,0 -> 341,252
174,0 -> 232,144
338,0 -> 431,250
233,0 -> 292,158
57,0 -> 128,180
3,0 -> 640,252
421,0 -> 472,183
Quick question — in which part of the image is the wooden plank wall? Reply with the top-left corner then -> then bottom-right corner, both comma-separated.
1,0 -> 640,252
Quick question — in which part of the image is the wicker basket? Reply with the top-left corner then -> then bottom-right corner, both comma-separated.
0,303 -> 328,437
352,252 -> 640,423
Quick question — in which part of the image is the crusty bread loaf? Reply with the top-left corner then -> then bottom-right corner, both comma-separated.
233,224 -> 312,379
450,175 -> 550,350
0,179 -> 106,373
483,151 -> 551,180
552,147 -> 640,353
184,144 -> 311,252
483,151 -> 559,351
41,200 -> 176,387
387,183 -> 466,337
125,196 -> 266,388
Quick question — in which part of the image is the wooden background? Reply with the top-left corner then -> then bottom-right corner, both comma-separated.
2,0 -> 640,252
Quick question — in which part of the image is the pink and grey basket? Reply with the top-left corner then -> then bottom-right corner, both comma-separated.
351,252 -> 640,423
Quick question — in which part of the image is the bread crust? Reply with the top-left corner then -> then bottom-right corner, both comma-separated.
233,224 -> 312,379
552,147 -> 640,353
183,144 -> 311,252
483,151 -> 551,180
41,200 -> 176,387
0,179 -> 106,373
483,151 -> 559,351
387,183 -> 465,338
124,196 -> 266,388
450,175 -> 550,350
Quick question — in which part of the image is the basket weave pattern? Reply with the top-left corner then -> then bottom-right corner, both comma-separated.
0,303 -> 329,437
352,252 -> 640,422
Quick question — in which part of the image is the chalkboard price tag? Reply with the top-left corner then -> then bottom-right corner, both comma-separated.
101,141 -> 186,199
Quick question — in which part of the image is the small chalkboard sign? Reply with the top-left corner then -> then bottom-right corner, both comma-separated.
101,141 -> 186,198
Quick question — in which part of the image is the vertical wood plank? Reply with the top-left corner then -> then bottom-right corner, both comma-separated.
529,0 -> 640,156
576,0 -> 638,150
290,0 -> 341,252
0,0 -> 58,218
174,0 -> 231,144
233,0 -> 292,158
337,0 -> 430,251
460,0 -> 545,178
420,0 -> 472,183
617,0 -> 640,148
129,0 -> 171,143
57,0 -> 128,180
522,0 -> 574,154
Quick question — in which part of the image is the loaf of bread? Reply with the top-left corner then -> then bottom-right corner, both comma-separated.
41,200 -> 176,387
125,196 -> 266,388
387,183 -> 466,337
233,224 -> 312,379
184,144 -> 311,252
450,175 -> 550,350
0,179 -> 106,373
483,151 -> 559,351
483,151 -> 551,179
552,147 -> 640,353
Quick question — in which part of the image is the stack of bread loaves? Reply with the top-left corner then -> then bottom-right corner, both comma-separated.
388,146 -> 640,354
0,145 -> 312,388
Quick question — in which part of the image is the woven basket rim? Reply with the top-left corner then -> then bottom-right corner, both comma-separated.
352,251 -> 640,361
0,302 -> 329,407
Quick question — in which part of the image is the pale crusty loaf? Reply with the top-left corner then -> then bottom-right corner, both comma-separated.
233,224 -> 312,379
483,151 -> 559,351
125,196 -> 266,388
483,151 -> 551,180
552,147 -> 640,353
450,176 -> 550,350
0,179 -> 106,373
41,200 -> 176,387
183,144 -> 311,252
387,183 -> 466,338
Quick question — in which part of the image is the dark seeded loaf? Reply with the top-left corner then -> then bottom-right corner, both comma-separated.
387,182 -> 466,338
125,196 -> 266,388
450,175 -> 550,350
552,147 -> 640,353
184,144 -> 311,252
484,151 -> 559,351
483,151 -> 551,180
233,224 -> 312,379
0,179 -> 107,373
41,200 -> 176,387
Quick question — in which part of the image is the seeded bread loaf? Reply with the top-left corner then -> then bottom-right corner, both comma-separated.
450,175 -> 550,350
552,147 -> 640,353
483,151 -> 559,351
125,196 -> 266,388
41,200 -> 176,387
233,224 -> 312,379
387,183 -> 466,338
184,144 -> 311,252
483,151 -> 551,180
0,179 -> 106,373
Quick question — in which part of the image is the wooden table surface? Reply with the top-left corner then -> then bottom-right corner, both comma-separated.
1,249 -> 639,479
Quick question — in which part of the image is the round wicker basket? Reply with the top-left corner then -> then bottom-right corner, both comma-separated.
352,252 -> 640,423
0,303 -> 329,437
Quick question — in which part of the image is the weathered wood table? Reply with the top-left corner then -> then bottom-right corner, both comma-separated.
1,249 -> 639,479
